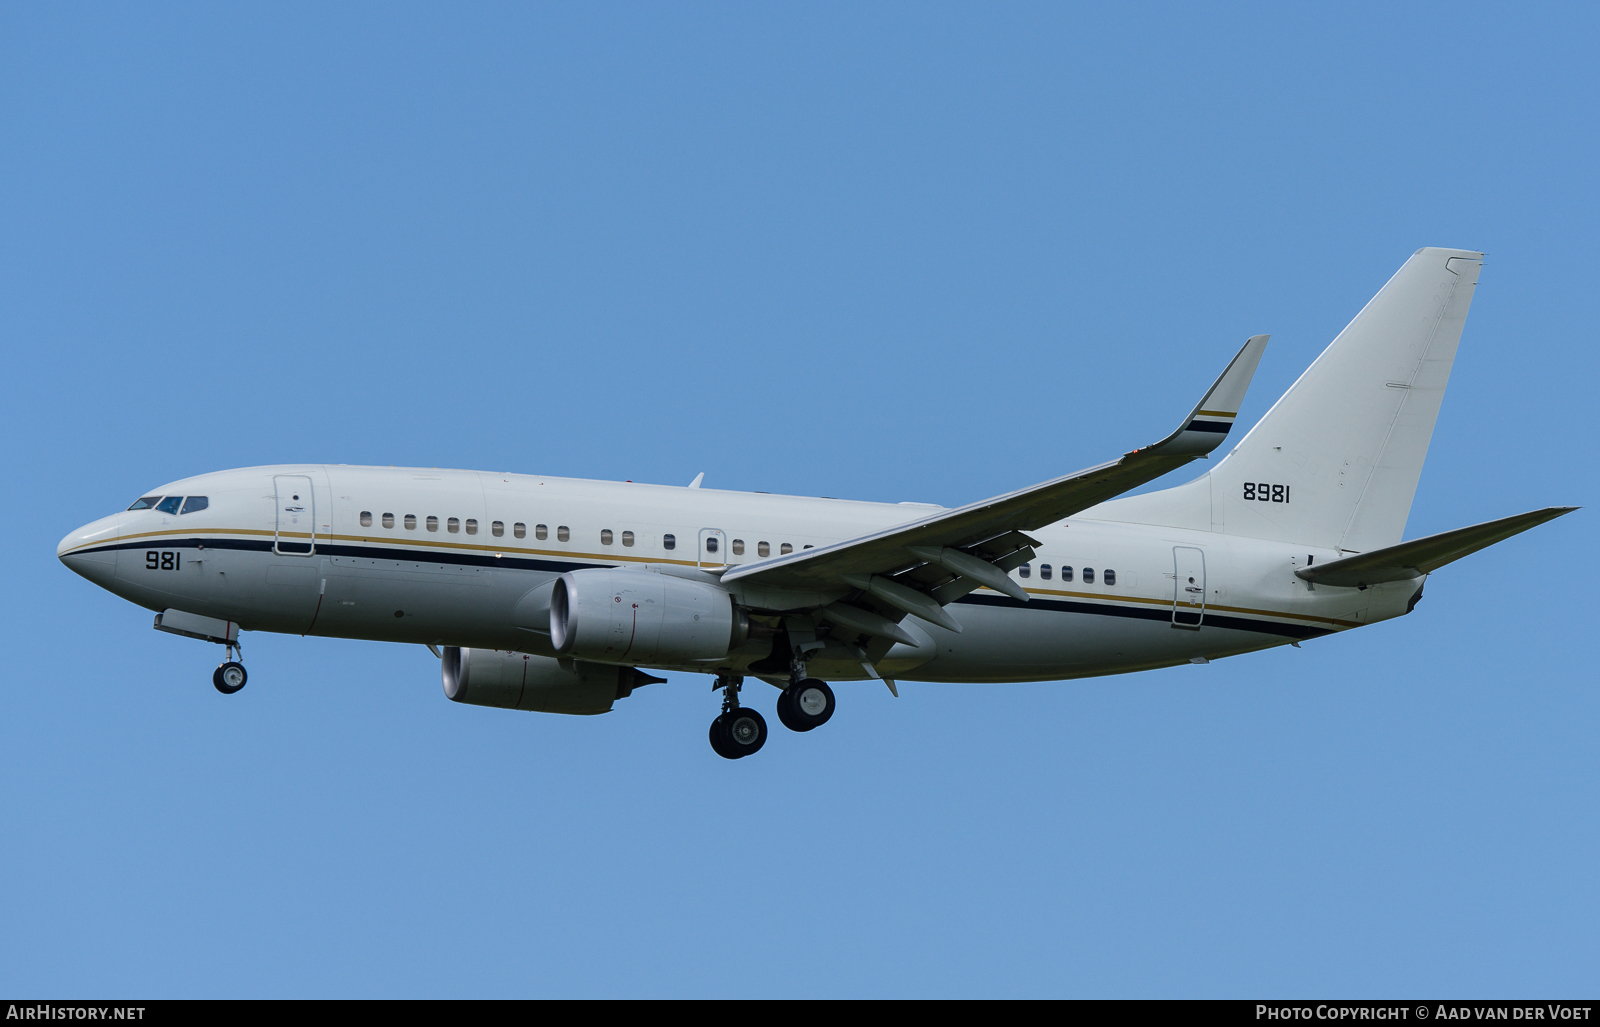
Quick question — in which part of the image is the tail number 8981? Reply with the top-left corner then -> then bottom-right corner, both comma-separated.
1243,483 -> 1290,503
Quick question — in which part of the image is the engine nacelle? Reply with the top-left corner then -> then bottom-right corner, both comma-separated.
550,568 -> 738,665
441,647 -> 660,715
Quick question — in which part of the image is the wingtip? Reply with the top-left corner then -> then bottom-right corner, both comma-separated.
1143,335 -> 1271,459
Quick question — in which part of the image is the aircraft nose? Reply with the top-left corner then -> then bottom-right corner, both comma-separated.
58,514 -> 122,588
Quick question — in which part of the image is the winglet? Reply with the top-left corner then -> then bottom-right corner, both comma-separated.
1142,335 -> 1269,458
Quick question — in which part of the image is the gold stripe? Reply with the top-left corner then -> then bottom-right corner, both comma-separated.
1193,409 -> 1237,418
62,525 -> 708,568
67,529 -> 1355,629
62,526 -> 274,554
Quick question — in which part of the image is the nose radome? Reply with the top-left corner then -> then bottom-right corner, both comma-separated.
59,514 -> 122,588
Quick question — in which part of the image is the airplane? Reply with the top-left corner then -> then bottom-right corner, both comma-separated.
58,247 -> 1575,758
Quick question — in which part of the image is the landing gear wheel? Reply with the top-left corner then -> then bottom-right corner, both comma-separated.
213,662 -> 247,694
775,689 -> 804,732
779,678 -> 834,731
709,716 -> 735,759
710,707 -> 767,759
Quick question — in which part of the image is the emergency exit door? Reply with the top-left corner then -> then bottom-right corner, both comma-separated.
699,528 -> 727,570
1172,546 -> 1206,628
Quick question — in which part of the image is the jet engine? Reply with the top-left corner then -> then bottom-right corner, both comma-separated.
441,647 -> 662,715
550,568 -> 742,665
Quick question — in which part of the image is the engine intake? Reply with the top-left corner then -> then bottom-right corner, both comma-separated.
441,647 -> 662,715
550,568 -> 738,665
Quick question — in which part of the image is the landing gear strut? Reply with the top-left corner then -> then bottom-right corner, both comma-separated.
213,642 -> 247,694
709,674 -> 767,759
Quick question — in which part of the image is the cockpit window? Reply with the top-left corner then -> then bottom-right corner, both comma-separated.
155,496 -> 183,514
180,496 -> 209,514
128,497 -> 162,511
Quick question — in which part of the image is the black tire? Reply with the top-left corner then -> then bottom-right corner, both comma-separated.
715,707 -> 767,758
788,679 -> 834,730
213,661 -> 247,695
775,688 -> 812,733
709,715 -> 736,759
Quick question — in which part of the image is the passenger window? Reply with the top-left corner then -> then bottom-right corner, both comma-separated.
465,519 -> 478,535
732,539 -> 744,555
1040,563 -> 1051,580
1083,567 -> 1095,584
1061,565 -> 1073,582
1018,564 -> 1031,578
180,496 -> 208,514
426,516 -> 439,532
447,517 -> 460,533
383,513 -> 395,528
622,530 -> 634,547
758,542 -> 770,557
404,515 -> 417,530
556,526 -> 569,542
780,543 -> 793,555
601,529 -> 614,545
491,520 -> 504,537
706,537 -> 719,553
360,511 -> 373,527
127,496 -> 162,511
663,533 -> 676,551
535,524 -> 548,540
156,496 -> 183,514
1104,569 -> 1117,586
514,523 -> 527,539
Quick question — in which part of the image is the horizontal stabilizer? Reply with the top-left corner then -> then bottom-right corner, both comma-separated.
1295,506 -> 1577,588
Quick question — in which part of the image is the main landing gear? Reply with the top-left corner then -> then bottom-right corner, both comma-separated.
776,678 -> 835,732
709,675 -> 767,760
213,642 -> 247,694
708,672 -> 839,758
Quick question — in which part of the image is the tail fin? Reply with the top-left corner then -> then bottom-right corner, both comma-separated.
1094,248 -> 1483,552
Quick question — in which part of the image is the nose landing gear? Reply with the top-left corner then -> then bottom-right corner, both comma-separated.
708,675 -> 767,759
213,643 -> 247,694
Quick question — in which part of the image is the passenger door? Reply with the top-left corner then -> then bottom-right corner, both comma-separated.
274,475 -> 316,556
1172,546 -> 1206,628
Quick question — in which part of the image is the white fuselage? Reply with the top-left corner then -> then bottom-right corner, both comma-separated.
57,464 -> 1420,684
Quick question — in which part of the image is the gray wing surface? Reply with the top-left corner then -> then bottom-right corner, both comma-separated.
723,335 -> 1270,594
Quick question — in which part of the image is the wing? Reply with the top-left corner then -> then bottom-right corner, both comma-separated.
724,335 -> 1270,606
1295,506 -> 1577,588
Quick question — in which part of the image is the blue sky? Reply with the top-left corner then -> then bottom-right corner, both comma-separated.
3,2 -> 1596,997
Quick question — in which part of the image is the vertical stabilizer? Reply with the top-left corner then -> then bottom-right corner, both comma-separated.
1213,247 -> 1482,551
1090,248 -> 1483,551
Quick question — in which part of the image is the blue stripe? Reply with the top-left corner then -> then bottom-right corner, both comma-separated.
953,591 -> 1330,640
75,536 -> 1327,640
69,536 -> 610,575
